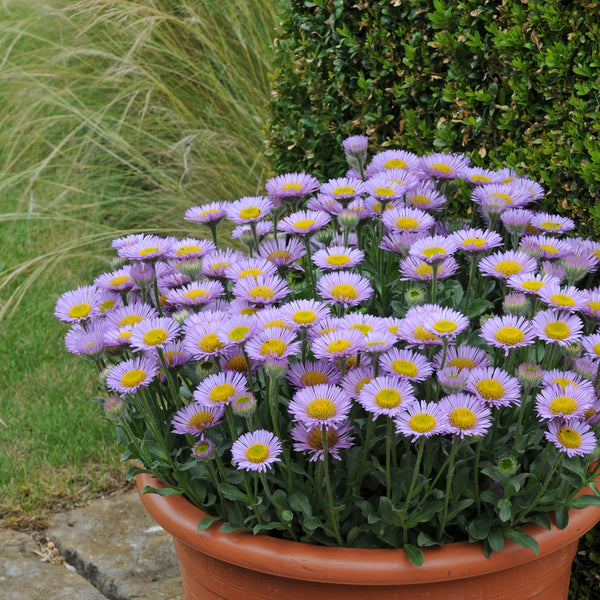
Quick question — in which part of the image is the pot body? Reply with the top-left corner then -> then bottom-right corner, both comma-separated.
136,473 -> 600,600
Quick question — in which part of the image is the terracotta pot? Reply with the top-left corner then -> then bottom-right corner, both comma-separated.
136,472 -> 600,600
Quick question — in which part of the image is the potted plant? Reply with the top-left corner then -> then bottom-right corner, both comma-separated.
56,136 -> 600,599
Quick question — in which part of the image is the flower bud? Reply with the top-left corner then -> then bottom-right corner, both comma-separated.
503,292 -> 530,317
231,393 -> 256,418
517,362 -> 542,389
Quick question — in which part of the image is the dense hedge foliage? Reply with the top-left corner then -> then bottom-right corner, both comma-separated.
267,0 -> 600,235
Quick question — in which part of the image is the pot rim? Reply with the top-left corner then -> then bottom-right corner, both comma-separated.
136,471 -> 600,586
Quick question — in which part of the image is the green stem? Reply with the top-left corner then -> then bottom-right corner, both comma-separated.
463,255 -> 479,316
322,424 -> 344,546
259,473 -> 297,541
473,437 -> 482,518
385,418 -> 393,498
403,437 -> 425,513
157,348 -> 181,410
438,436 -> 460,540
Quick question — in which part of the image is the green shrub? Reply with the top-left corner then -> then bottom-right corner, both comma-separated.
266,0 -> 600,235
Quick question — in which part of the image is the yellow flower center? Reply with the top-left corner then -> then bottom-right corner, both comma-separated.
521,280 -> 544,291
68,303 -> 92,319
408,194 -> 432,206
432,320 -> 457,334
539,243 -> 558,256
182,289 -> 208,301
245,443 -> 269,463
239,206 -> 262,220
208,383 -> 236,403
306,398 -> 337,420
293,218 -> 316,230
395,216 -> 421,230
447,357 -> 476,370
333,185 -> 356,196
110,275 -> 131,287
264,319 -> 288,329
267,250 -> 292,262
330,283 -> 358,301
350,323 -> 373,335
293,310 -> 317,324
200,208 -> 219,217
552,377 -> 576,389
211,261 -> 230,272
550,293 -> 575,307
119,314 -> 143,328
224,355 -> 247,372
238,268 -> 264,279
164,350 -> 184,365
355,377 -> 373,394
188,411 -> 216,429
326,339 -> 352,354
326,254 -> 351,266
176,245 -> 203,256
300,371 -> 329,386
592,342 -> 600,357
544,320 -> 570,340
281,182 -> 303,192
422,246 -> 446,258
229,326 -> 250,341
384,158 -> 408,169
198,332 -> 223,352
475,378 -> 505,401
415,263 -> 434,278
99,300 -> 116,313
138,246 -> 160,256
539,220 -> 561,232
430,162 -> 454,174
260,338 -> 287,357
470,174 -> 492,183
391,359 -> 418,377
549,395 -> 578,415
461,237 -> 487,249
586,301 -> 600,314
413,325 -> 438,341
307,426 -> 339,450
494,326 -> 525,346
449,407 -> 477,429
374,186 -> 395,197
121,368 -> 146,388
409,413 -> 437,433
556,427 -> 582,449
248,285 -> 275,301
142,328 -> 169,346
494,259 -> 523,276
374,388 -> 401,409
490,191 -> 512,203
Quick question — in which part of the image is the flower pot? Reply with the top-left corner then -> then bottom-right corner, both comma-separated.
136,472 -> 600,600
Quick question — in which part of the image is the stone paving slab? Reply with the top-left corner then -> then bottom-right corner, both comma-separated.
47,488 -> 183,600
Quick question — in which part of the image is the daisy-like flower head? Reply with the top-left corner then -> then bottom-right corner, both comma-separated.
117,235 -> 176,261
563,251 -> 597,284
395,400 -> 449,440
507,272 -> 560,296
540,260 -> 566,282
409,235 -> 458,264
231,429 -> 282,473
399,255 -> 459,282
439,393 -> 492,438
232,221 -> 273,241
545,419 -> 597,458
581,333 -> 600,361
520,235 -> 572,260
339,312 -> 386,337
233,273 -> 290,306
530,212 -> 575,235
466,367 -> 522,408
64,321 -> 109,358
311,327 -> 366,361
265,172 -> 320,198
472,182 -> 531,209
111,233 -> 146,251
94,266 -> 135,293
342,135 -> 369,155
253,307 -> 292,332
171,403 -> 224,436
500,208 -> 534,236
159,341 -> 190,368
397,304 -> 443,348
225,196 -> 273,225
165,279 -> 224,308
480,314 -> 534,356
532,308 -> 584,347
192,438 -> 214,459
462,167 -> 503,186
307,193 -> 344,215
224,257 -> 278,282
286,359 -> 341,388
184,202 -> 227,224
542,369 -> 595,396
363,173 -> 405,200
419,152 -> 470,179
358,375 -> 416,419
537,284 -> 587,313
340,366 -> 375,399
319,177 -> 366,200
316,271 -> 373,308
437,365 -> 470,394
478,249 -> 538,280
245,326 -> 301,364
450,228 -> 503,253
379,347 -> 434,381
289,384 -> 352,426
278,209 -> 331,236
55,285 -> 103,323
380,231 -> 426,255
366,149 -> 421,175
422,306 -> 469,339
216,315 -> 257,347
382,206 -> 436,235
404,185 -> 448,212
363,329 -> 398,355
201,249 -> 246,278
312,245 -> 365,271
384,167 -> 420,190
535,383 -> 594,420
292,422 -> 354,461
183,320 -> 226,360
169,237 -> 217,259
219,347 -> 256,374
106,355 -> 159,394
258,237 -> 306,268
436,344 -> 492,372
193,371 -> 248,406
129,316 -> 180,352
280,299 -> 331,329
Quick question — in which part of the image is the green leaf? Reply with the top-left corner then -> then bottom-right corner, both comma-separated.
302,516 -> 324,534
218,483 -> 250,503
197,516 -> 220,531
403,544 -> 425,566
406,499 -> 444,527
466,298 -> 494,319
487,527 -> 505,553
467,516 -> 493,540
447,498 -> 474,521
288,493 -> 313,517
503,528 -> 540,554
570,495 -> 600,509
125,465 -> 150,481
219,522 -> 242,533
379,496 -> 404,526
416,531 -> 438,547
498,499 -> 512,522
140,485 -> 184,496
555,505 -> 570,529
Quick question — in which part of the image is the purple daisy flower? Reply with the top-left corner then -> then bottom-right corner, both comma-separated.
379,347 -> 433,381
224,257 -> 278,282
265,172 -> 320,198
520,235 -> 572,260
55,285 -> 103,323
320,177 -> 366,200
64,321 -> 109,357
316,271 -> 373,308
111,233 -> 146,251
437,366 -> 470,394
367,149 -> 420,175
286,360 -> 341,388
472,183 -> 531,209
201,249 -> 246,278
462,167 -> 503,186
106,356 -> 159,394
312,245 -> 365,271
170,237 -> 217,259
342,135 -> 369,155
289,384 -> 352,427
278,209 -> 331,236
291,422 -> 354,461
409,235 -> 458,263
530,212 -> 575,235
160,341 -> 190,368
258,237 -> 306,268
379,231 -> 425,255
339,312 -> 386,337
537,284 -> 587,313
582,333 -> 600,361
183,321 -> 226,359
363,329 -> 398,354
439,393 -> 492,438
184,202 -> 227,224
479,249 -> 538,280
450,228 -> 503,253
233,274 -> 290,306
535,383 -> 596,419
225,196 -> 273,225
311,328 -> 366,361
532,309 -> 584,347
340,366 -> 375,400
245,326 -> 300,364
171,403 -> 224,436
217,315 -> 257,347
193,371 -> 248,406
422,306 -> 469,339
399,255 -> 459,282
94,266 -> 135,293
280,299 -> 331,329
192,438 -> 214,459
545,419 -> 597,457
129,316 -> 180,352
480,314 -> 535,356
358,375 -> 416,419
397,304 -> 443,348
419,152 -> 470,179
117,235 -> 175,261
466,367 -> 522,408
382,206 -> 436,234
500,208 -> 534,236
307,193 -> 344,215
165,279 -> 224,308
437,344 -> 491,372
395,400 -> 449,440
542,369 -> 595,396
253,307 -> 292,332
507,272 -> 560,296
405,184 -> 448,212
232,221 -> 273,241
363,173 -> 405,201
231,429 -> 282,473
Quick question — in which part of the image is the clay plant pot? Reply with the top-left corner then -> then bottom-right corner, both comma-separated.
136,472 -> 600,600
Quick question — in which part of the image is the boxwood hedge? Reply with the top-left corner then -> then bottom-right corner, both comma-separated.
266,0 -> 600,235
